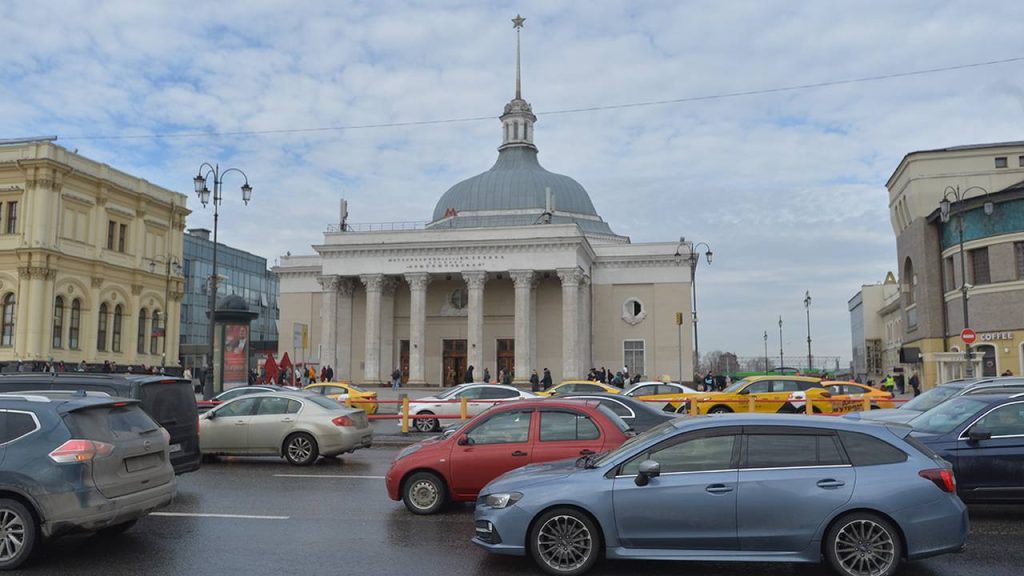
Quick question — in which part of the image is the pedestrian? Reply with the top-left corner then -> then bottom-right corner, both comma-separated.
78,359 -> 87,372
326,365 -> 334,381
483,367 -> 491,383
541,368 -> 552,390
529,369 -> 540,392
320,366 -> 328,382
599,367 -> 608,383
464,365 -> 475,383
703,371 -> 714,392
391,368 -> 401,391
447,366 -> 456,386
1002,369 -> 1014,377
884,374 -> 896,394
611,371 -> 624,388
909,371 -> 921,397
183,366 -> 193,381
502,369 -> 512,386
102,360 -> 111,373
497,368 -> 505,385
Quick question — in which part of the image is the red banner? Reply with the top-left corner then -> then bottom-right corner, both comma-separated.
223,324 -> 249,386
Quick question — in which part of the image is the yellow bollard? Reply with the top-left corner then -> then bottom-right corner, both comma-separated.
806,398 -> 814,415
748,396 -> 756,413
862,397 -> 871,412
345,396 -> 353,408
401,396 -> 409,434
460,397 -> 468,420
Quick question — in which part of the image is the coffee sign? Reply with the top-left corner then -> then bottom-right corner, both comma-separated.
979,332 -> 1013,342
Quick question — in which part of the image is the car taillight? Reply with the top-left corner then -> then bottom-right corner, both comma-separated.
49,439 -> 115,463
919,468 -> 956,493
332,415 -> 355,427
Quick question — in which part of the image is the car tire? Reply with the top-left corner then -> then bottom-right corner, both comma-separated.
795,405 -> 823,414
825,512 -> 901,576
413,412 -> 439,433
0,498 -> 36,570
283,433 -> 320,466
707,405 -> 732,414
529,507 -> 601,576
96,519 -> 138,537
402,471 -> 447,515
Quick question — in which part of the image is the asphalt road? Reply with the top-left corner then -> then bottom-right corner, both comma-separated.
22,447 -> 1024,576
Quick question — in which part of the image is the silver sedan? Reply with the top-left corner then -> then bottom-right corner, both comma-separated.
199,392 -> 372,465
408,384 -> 537,432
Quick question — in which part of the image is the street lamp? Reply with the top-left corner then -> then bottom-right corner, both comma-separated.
675,238 -> 712,375
193,163 -> 252,398
778,316 -> 784,369
804,290 -> 813,372
763,330 -> 768,373
149,256 -> 183,372
939,185 -> 994,378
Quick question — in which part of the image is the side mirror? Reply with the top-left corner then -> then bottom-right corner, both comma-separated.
203,410 -> 216,420
634,460 -> 661,487
967,429 -> 992,442
457,435 -> 474,446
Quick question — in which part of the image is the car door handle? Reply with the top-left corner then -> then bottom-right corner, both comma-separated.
234,421 -> 247,426
511,451 -> 529,457
280,418 -> 294,423
579,449 -> 596,455
816,479 -> 846,489
705,484 -> 733,494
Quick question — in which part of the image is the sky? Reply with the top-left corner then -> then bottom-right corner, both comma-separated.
2,0 -> 1023,365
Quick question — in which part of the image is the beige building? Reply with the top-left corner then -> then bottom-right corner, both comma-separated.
848,275 -> 899,384
884,141 -> 1024,387
0,140 -> 189,367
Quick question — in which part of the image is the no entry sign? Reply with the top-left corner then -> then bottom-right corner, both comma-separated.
961,329 -> 977,345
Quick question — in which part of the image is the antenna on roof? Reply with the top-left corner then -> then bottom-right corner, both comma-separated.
339,198 -> 349,232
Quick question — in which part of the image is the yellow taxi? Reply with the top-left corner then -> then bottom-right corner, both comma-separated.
303,382 -> 379,415
823,381 -> 896,410
687,375 -> 834,415
537,380 -> 622,397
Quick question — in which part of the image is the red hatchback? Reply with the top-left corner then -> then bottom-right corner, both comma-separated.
386,398 -> 631,514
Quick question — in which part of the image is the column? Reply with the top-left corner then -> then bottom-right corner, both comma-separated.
14,268 -> 31,359
578,274 -> 592,376
335,278 -> 355,381
25,268 -> 50,359
463,271 -> 488,380
317,275 -> 339,371
510,270 -> 534,385
380,277 -> 399,378
126,284 -> 142,364
557,267 -> 583,381
404,272 -> 430,385
360,274 -> 383,385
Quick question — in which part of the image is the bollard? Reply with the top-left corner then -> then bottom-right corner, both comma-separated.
460,397 -> 468,421
806,398 -> 813,415
345,396 -> 353,408
748,396 -> 756,413
401,395 -> 409,434
862,397 -> 871,412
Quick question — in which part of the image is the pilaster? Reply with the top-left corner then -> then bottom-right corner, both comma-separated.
463,271 -> 489,380
510,270 -> 534,384
360,274 -> 384,384
404,272 -> 431,385
557,267 -> 583,381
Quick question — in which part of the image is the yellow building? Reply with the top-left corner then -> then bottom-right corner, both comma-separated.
0,139 -> 189,368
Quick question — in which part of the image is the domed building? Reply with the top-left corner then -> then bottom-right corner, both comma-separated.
275,17 -> 694,386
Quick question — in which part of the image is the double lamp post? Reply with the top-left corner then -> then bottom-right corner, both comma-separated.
675,239 -> 712,377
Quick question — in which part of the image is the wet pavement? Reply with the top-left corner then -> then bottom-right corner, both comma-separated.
24,447 -> 1024,576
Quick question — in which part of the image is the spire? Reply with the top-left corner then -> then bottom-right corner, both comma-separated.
500,14 -> 537,152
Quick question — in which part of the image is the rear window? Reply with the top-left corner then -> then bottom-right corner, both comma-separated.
904,435 -> 942,460
66,405 -> 159,441
837,431 -> 907,466
139,380 -> 198,427
597,404 -> 630,433
306,396 -> 344,411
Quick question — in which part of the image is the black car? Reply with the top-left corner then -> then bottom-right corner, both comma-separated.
909,392 -> 1024,502
551,393 -> 676,432
0,373 -> 200,474
0,392 -> 176,569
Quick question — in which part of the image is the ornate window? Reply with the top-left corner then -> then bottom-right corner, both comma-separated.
151,310 -> 161,355
69,299 -> 81,350
449,288 -> 468,310
112,304 -> 123,353
52,296 -> 64,349
97,303 -> 108,351
1,293 -> 15,347
137,309 -> 148,354
621,297 -> 647,325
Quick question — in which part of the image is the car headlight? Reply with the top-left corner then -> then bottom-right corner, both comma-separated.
484,492 -> 523,509
395,444 -> 422,461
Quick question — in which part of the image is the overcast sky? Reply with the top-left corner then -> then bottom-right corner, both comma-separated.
3,1 -> 1023,364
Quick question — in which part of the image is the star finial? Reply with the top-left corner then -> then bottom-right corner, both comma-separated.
512,14 -> 525,29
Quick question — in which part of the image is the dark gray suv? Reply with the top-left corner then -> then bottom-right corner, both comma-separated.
0,392 -> 176,569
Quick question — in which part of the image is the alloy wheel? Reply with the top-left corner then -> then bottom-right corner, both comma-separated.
288,437 -> 313,462
0,509 -> 25,562
414,414 -> 437,433
536,514 -> 593,573
834,518 -> 896,576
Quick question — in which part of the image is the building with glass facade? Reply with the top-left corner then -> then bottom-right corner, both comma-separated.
180,228 -> 279,372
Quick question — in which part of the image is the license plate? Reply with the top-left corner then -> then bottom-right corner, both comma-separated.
169,443 -> 182,453
125,453 -> 160,473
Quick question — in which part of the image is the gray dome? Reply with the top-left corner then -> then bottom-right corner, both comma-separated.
429,147 -> 615,235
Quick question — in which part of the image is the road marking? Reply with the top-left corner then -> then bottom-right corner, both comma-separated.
151,512 -> 289,520
273,473 -> 385,479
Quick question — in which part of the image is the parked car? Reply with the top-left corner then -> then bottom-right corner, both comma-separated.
304,382 -> 379,414
908,392 -> 1024,502
387,398 -> 631,514
824,381 -> 895,409
537,381 -> 621,397
408,384 -> 536,433
196,385 -> 294,414
0,392 -> 176,569
851,377 -> 1024,424
552,393 -> 676,432
473,413 -> 968,576
686,375 -> 833,414
200,392 -> 372,465
622,381 -> 699,412
0,373 -> 200,474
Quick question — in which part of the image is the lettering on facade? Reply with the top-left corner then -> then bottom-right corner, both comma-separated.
979,332 -> 1014,342
387,255 -> 506,271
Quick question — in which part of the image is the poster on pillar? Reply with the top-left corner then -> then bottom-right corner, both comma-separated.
223,324 -> 249,389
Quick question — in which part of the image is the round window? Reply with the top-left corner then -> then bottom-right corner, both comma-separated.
449,288 -> 468,310
622,298 -> 647,325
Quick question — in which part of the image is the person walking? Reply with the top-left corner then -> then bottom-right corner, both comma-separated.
541,368 -> 552,390
703,371 -> 714,392
884,374 -> 896,394
464,365 -> 475,384
611,371 -> 624,388
447,366 -> 456,386
529,369 -> 540,392
326,365 -> 334,381
909,372 -> 921,397
482,367 -> 491,384
391,368 -> 401,391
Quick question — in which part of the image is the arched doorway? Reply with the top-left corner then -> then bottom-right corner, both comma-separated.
974,344 -> 997,377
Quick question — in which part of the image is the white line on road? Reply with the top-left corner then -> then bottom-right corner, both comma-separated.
273,473 -> 386,480
151,512 -> 290,520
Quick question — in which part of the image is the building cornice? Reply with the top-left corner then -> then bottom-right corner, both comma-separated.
314,236 -> 587,260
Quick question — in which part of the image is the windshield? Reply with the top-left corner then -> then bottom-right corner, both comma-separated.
909,397 -> 987,434
435,385 -> 468,400
344,383 -> 367,393
721,379 -> 749,394
901,385 -> 961,411
592,419 -> 679,466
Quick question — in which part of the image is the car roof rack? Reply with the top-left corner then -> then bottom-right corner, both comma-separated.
0,393 -> 51,403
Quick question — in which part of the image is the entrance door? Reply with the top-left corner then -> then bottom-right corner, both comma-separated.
399,340 -> 410,384
496,338 -> 515,380
443,339 -> 468,386
977,345 -> 997,377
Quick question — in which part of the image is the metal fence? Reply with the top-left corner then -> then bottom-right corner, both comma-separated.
325,221 -> 429,233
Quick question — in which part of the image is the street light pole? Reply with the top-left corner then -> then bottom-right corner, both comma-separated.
804,290 -> 812,372
778,316 -> 784,369
675,238 -> 712,376
150,257 -> 182,373
939,185 -> 994,379
763,330 -> 768,373
193,163 -> 252,398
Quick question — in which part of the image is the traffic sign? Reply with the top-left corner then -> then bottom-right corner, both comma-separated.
960,329 -> 977,344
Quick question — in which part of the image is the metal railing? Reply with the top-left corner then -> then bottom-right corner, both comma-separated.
325,221 -> 429,233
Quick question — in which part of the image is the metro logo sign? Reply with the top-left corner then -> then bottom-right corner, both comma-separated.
960,329 -> 977,345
